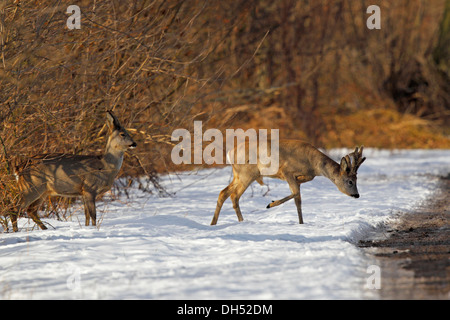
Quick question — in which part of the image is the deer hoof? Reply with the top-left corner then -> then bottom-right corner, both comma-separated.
266,201 -> 274,209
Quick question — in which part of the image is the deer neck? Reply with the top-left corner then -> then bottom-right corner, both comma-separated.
103,141 -> 125,173
315,152 -> 341,185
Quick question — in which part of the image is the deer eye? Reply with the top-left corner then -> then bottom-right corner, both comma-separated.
120,132 -> 126,137
348,181 -> 353,186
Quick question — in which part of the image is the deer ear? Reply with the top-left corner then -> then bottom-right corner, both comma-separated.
106,110 -> 121,131
340,157 -> 349,173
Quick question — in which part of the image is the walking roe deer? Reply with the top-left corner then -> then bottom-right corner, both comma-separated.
10,111 -> 136,232
211,140 -> 365,225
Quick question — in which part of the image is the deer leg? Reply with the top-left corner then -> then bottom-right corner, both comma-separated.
211,179 -> 236,225
291,176 -> 314,224
83,205 -> 90,226
266,174 -> 302,209
266,193 -> 297,209
285,177 -> 303,224
82,192 -> 97,226
17,188 -> 47,231
8,201 -> 23,232
230,192 -> 244,223
211,175 -> 254,225
229,177 -> 255,223
294,190 -> 303,224
10,211 -> 18,232
27,199 -> 47,230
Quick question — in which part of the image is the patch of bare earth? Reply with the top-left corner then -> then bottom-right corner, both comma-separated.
359,174 -> 450,299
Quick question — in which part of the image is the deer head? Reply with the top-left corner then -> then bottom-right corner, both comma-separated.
336,146 -> 366,198
106,110 -> 137,153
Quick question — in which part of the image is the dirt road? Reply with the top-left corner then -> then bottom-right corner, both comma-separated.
359,174 -> 449,299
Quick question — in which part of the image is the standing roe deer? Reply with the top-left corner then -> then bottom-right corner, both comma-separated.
211,140 -> 365,225
10,110 -> 136,232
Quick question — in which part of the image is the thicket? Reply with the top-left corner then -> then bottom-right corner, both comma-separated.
1,0 -> 449,225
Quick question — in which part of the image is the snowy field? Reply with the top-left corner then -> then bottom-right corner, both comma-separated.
1,149 -> 449,299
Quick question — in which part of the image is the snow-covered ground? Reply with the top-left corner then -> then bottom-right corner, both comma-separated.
1,149 -> 448,299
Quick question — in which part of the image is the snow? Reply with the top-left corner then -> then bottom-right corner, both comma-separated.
1,149 -> 449,299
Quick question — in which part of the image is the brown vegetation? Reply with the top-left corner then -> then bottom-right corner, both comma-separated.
0,0 -> 449,225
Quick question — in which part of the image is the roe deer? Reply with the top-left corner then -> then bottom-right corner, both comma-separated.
10,111 -> 136,232
211,140 -> 365,225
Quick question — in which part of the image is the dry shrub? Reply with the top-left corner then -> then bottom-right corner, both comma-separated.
0,0 -> 449,225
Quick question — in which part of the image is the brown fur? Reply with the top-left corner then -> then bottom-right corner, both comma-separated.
211,140 -> 365,225
10,111 -> 136,232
